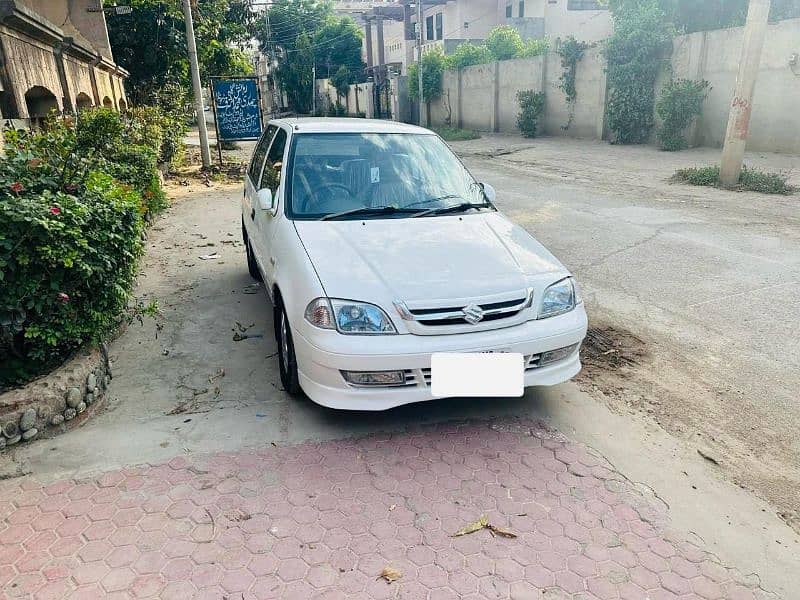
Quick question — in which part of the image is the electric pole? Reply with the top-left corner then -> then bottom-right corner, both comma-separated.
719,0 -> 771,187
182,0 -> 211,169
265,10 -> 282,116
416,0 -> 424,126
312,64 -> 317,115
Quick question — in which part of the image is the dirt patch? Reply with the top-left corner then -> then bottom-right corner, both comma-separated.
577,325 -> 649,398
577,321 -> 800,537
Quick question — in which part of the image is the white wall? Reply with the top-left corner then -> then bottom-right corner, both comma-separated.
671,18 -> 800,153
543,1 -> 611,43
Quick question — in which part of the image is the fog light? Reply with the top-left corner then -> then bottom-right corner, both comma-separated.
540,344 -> 580,366
341,370 -> 405,386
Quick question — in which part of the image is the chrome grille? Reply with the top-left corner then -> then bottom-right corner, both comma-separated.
394,289 -> 533,327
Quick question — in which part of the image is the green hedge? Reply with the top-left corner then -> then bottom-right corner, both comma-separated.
0,108 -> 171,387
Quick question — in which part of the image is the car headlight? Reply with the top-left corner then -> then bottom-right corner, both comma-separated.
539,277 -> 579,319
304,298 -> 397,334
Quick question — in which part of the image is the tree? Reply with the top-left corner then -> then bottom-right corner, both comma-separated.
331,65 -> 352,101
107,0 -> 256,105
277,32 -> 316,113
313,17 -> 365,80
255,0 -> 364,112
408,48 -> 447,124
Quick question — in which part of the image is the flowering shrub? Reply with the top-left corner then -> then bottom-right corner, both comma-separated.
0,112 -> 160,386
77,108 -> 168,214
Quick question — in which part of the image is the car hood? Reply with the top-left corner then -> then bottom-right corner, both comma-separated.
293,212 -> 566,302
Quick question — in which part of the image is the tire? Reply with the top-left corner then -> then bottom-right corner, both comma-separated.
276,301 -> 303,397
243,223 -> 262,281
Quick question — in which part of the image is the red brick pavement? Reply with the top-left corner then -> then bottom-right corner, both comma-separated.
0,420 -> 775,599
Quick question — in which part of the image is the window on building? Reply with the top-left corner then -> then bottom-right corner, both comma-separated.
505,2 -> 512,18
567,0 -> 605,9
425,15 -> 434,41
518,0 -> 525,17
435,12 -> 443,39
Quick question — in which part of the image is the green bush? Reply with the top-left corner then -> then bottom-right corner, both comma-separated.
0,108 -> 173,386
432,127 -> 480,141
520,38 -> 551,58
325,102 -> 348,117
77,109 -> 167,214
485,26 -> 524,61
516,91 -> 546,138
446,42 -> 493,69
605,0 -> 674,144
656,78 -> 710,151
673,165 -> 796,195
0,122 -> 146,386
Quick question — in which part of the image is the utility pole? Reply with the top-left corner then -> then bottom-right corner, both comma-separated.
416,0 -> 424,126
312,64 -> 316,115
719,0 -> 771,187
182,0 -> 211,169
265,11 -> 282,116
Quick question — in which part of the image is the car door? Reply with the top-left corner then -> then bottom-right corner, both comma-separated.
244,124 -> 278,243
252,125 -> 289,287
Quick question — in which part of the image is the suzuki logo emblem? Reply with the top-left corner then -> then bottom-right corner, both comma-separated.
462,304 -> 485,324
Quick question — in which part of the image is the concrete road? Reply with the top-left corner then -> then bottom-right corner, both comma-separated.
3,138 -> 799,596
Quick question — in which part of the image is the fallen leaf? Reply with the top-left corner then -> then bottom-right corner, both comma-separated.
452,515 -> 517,539
378,566 -> 402,583
453,515 -> 489,537
487,524 -> 518,538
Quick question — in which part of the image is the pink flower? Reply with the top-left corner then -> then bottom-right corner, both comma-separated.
9,182 -> 23,193
56,292 -> 70,303
50,206 -> 61,215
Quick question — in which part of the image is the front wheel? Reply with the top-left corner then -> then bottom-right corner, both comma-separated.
276,303 -> 302,397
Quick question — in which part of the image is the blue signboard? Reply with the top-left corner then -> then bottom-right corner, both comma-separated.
211,78 -> 262,141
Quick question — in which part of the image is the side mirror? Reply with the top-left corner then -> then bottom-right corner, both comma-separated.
257,188 -> 274,211
480,182 -> 496,203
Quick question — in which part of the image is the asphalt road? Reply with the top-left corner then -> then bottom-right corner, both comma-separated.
455,136 -> 800,536
3,136 -> 799,596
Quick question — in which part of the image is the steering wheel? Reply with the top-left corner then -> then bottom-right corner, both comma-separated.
305,182 -> 354,213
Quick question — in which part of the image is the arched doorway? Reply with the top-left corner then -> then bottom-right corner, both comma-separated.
118,98 -> 127,111
102,96 -> 113,108
76,93 -> 93,112
24,86 -> 59,125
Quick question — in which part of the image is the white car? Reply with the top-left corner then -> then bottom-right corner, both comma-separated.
242,118 -> 587,411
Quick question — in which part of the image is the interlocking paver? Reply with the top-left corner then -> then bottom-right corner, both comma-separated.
0,420 -> 775,599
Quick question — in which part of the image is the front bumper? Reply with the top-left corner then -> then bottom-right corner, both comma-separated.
292,307 -> 588,411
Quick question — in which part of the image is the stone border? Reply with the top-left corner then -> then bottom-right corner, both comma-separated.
0,344 -> 112,450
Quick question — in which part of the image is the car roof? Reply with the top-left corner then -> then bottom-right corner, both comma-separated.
271,117 -> 434,135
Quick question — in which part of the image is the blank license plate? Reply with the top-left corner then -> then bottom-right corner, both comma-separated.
431,353 -> 524,398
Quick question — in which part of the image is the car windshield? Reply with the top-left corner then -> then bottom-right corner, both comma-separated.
287,132 -> 491,220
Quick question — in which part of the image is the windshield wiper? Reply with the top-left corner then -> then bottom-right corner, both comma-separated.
319,206 -> 425,221
413,201 -> 492,218
403,194 -> 464,209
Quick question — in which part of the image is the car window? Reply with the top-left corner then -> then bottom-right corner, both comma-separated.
248,125 -> 277,185
259,128 -> 287,193
288,133 -> 486,219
